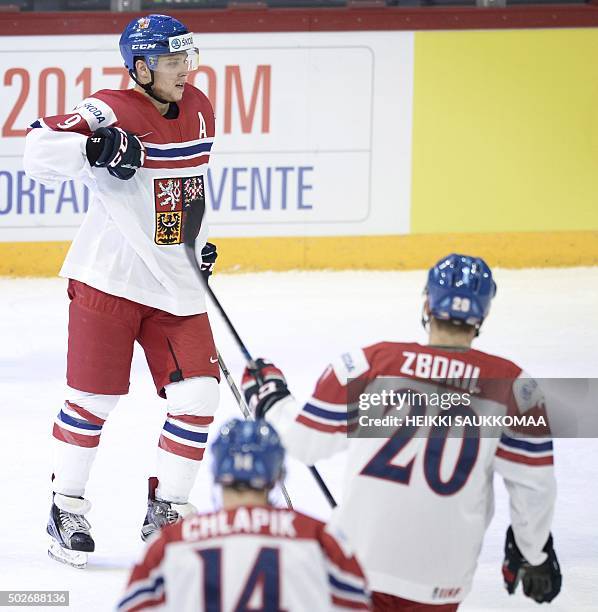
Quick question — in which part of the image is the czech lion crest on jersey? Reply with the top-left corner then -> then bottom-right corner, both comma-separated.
153,176 -> 205,245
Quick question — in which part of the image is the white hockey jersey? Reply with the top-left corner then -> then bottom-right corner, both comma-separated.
265,342 -> 556,605
23,86 -> 215,315
118,505 -> 370,611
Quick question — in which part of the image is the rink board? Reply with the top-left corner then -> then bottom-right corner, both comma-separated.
1,13 -> 598,273
1,231 -> 597,276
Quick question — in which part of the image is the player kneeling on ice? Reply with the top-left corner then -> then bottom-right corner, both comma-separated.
118,419 -> 371,611
24,14 -> 221,569
241,253 -> 562,610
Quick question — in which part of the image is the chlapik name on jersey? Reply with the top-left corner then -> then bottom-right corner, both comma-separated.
24,87 -> 215,315
181,506 -> 298,540
265,342 -> 556,604
118,506 -> 370,611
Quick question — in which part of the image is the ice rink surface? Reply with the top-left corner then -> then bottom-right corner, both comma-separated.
1,268 -> 597,611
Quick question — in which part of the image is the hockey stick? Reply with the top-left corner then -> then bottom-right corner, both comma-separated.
216,349 -> 294,510
210,284 -> 337,509
217,350 -> 252,421
182,200 -> 337,509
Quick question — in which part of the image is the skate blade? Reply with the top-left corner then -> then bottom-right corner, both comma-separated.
48,536 -> 88,569
140,525 -> 157,542
141,519 -> 167,542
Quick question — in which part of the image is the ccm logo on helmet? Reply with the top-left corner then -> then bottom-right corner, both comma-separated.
131,43 -> 157,50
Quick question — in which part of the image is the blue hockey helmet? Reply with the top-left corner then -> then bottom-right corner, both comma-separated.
212,419 -> 285,490
425,253 -> 496,327
119,14 -> 199,74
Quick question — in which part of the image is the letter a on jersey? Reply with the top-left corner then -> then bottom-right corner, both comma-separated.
198,112 -> 207,139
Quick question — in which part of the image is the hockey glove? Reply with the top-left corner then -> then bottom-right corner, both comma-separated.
502,526 -> 562,603
201,242 -> 217,281
86,127 -> 145,180
242,358 -> 291,419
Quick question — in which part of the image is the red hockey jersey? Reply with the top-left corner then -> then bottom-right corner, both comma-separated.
24,86 -> 215,315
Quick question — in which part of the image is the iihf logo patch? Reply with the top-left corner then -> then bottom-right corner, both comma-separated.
153,176 -> 205,245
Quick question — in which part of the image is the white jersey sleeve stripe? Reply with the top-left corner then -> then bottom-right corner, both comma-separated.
306,396 -> 349,411
329,583 -> 370,604
144,137 -> 214,150
497,433 -> 553,465
303,402 -> 352,422
297,413 -> 348,433
327,561 -> 369,592
499,433 -> 553,452
118,574 -> 165,611
497,444 -> 553,460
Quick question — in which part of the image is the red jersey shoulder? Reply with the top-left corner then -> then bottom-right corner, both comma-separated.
87,89 -> 149,128
363,341 -> 421,376
89,88 -> 135,105
179,85 -> 216,139
90,88 -> 136,107
183,84 -> 214,114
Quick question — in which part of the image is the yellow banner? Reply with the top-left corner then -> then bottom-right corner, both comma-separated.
411,28 -> 598,234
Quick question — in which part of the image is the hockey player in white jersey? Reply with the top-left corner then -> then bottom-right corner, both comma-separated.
23,15 -> 221,568
241,254 -> 562,611
118,418 -> 371,611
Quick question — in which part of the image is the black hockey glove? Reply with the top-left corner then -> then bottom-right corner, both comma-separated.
502,526 -> 562,603
86,127 -> 145,181
241,358 -> 291,418
201,242 -> 217,281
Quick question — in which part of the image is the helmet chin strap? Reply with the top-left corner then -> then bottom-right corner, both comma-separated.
129,69 -> 171,105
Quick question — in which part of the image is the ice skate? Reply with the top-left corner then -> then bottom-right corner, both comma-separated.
47,493 -> 94,569
141,477 -> 197,542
